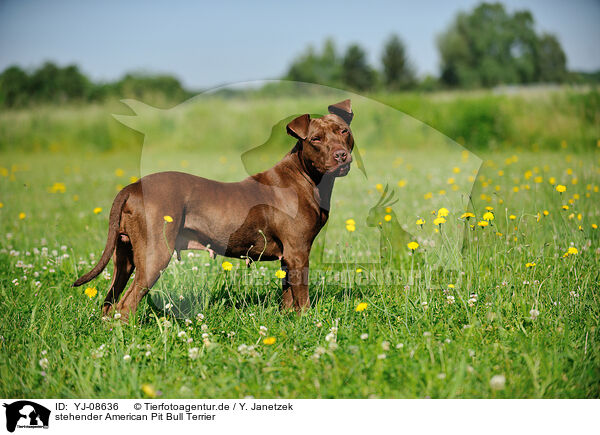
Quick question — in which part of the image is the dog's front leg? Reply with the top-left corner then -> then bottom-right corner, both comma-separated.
280,247 -> 310,312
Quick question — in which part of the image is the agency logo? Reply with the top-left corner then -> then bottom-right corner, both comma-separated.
3,401 -> 50,433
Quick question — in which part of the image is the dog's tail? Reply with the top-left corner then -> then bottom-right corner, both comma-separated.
73,187 -> 130,287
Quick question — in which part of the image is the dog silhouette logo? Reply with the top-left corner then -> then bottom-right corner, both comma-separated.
3,401 -> 50,432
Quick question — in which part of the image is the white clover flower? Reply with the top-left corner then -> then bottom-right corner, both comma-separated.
201,324 -> 208,331
377,353 -> 386,360
39,358 -> 49,369
489,374 -> 506,390
177,331 -> 186,338
114,312 -> 121,319
123,354 -> 131,362
196,313 -> 205,321
164,303 -> 173,310
145,351 -> 151,357
381,341 -> 390,351
360,333 -> 369,340
447,295 -> 455,304
188,347 -> 199,360
396,343 -> 404,349
529,308 -> 539,320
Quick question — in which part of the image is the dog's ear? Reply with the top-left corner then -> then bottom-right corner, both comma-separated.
286,114 -> 311,140
328,99 -> 353,125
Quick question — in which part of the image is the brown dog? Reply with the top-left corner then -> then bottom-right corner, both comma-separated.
73,99 -> 354,321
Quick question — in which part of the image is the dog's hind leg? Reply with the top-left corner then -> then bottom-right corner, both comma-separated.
102,236 -> 135,316
114,218 -> 178,322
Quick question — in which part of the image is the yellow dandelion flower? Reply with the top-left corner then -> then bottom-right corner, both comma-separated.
509,215 -> 516,220
562,205 -> 569,210
549,177 -> 556,185
275,270 -> 286,279
477,220 -> 489,227
592,224 -> 598,229
416,218 -> 425,227
355,302 -> 368,312
163,215 -> 173,223
93,207 -> 102,214
130,176 -> 139,183
447,177 -> 455,185
543,210 -> 549,216
384,214 -> 392,222
526,262 -> 536,268
263,337 -> 276,345
84,287 -> 98,298
460,212 -> 475,219
433,217 -> 446,226
448,284 -> 455,289
556,185 -> 566,193
222,261 -> 233,271
141,384 -> 157,398
407,241 -> 419,251
534,176 -> 543,183
437,207 -> 449,217
453,167 -> 461,174
397,179 -> 406,187
577,213 -> 582,221
424,192 -> 433,200
567,247 -> 578,255
375,183 -> 384,192
18,212 -> 26,220
346,223 -> 356,232
0,202 -> 3,208
482,211 -> 494,221
356,268 -> 363,274
115,168 -> 124,177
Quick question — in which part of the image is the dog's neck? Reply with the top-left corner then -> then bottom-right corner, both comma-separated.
289,147 -> 335,212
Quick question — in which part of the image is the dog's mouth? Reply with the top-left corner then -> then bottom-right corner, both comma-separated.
328,161 -> 352,177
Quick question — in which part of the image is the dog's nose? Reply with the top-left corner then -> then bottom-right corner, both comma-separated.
333,150 -> 348,163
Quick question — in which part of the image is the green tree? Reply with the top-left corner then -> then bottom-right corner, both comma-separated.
536,34 -> 567,82
285,38 -> 342,88
437,2 -> 567,87
0,66 -> 30,107
381,34 -> 415,90
341,44 -> 376,91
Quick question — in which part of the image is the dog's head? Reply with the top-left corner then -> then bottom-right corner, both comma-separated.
286,99 -> 354,177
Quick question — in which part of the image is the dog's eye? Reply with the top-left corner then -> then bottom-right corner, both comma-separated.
311,136 -> 321,142
340,128 -> 348,134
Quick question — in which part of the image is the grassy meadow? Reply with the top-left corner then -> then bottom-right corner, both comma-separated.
0,87 -> 599,398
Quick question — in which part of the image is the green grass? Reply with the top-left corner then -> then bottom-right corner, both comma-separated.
0,92 -> 599,398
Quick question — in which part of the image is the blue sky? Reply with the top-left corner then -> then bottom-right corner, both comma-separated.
0,0 -> 598,89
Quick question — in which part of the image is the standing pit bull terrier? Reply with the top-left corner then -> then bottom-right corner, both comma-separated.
73,99 -> 354,321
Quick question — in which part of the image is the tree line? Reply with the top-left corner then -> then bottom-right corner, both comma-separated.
0,62 -> 191,108
285,3 -> 573,91
0,2 -> 597,108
